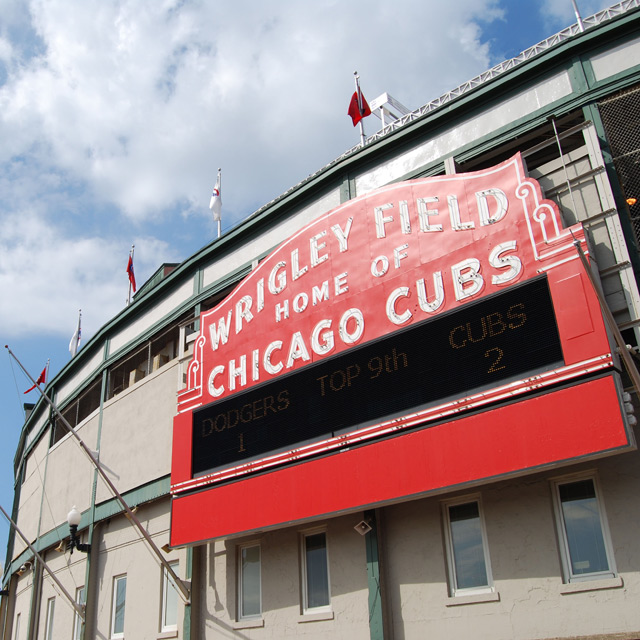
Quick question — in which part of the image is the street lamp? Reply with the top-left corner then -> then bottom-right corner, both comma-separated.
67,506 -> 91,554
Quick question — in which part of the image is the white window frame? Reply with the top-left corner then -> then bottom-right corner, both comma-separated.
110,574 -> 127,639
44,597 -> 55,640
442,494 -> 494,597
13,612 -> 20,640
73,586 -> 85,640
551,472 -> 617,583
237,542 -> 262,620
160,561 -> 180,632
300,528 -> 331,614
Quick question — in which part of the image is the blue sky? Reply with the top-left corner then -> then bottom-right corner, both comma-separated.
0,0 -> 614,564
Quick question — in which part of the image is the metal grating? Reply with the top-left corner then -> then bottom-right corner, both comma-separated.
599,83 -> 640,247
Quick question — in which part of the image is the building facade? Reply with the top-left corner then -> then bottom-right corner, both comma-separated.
3,3 -> 640,639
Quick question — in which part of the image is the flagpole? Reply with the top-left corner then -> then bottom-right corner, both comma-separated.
354,72 -> 366,147
571,0 -> 585,32
127,244 -> 135,306
0,505 -> 85,620
4,345 -> 191,605
217,169 -> 222,239
69,310 -> 82,358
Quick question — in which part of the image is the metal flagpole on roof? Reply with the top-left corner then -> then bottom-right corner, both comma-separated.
4,346 -> 191,605
571,0 -> 585,32
210,168 -> 222,239
127,245 -> 135,306
217,170 -> 222,239
354,72 -> 367,147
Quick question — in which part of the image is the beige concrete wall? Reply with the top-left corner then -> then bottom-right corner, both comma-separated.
10,570 -> 36,639
93,498 -> 185,640
108,279 -> 194,356
37,414 -> 99,537
383,447 -> 640,640
14,434 -> 50,558
38,548 -> 87,640
199,513 -> 371,639
201,187 -> 342,291
96,361 -> 178,503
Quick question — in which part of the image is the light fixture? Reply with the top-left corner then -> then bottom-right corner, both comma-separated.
17,562 -> 31,576
354,519 -> 372,536
627,197 -> 637,206
67,506 -> 91,554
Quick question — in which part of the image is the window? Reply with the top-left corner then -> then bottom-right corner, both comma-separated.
44,597 -> 55,640
111,575 -> 127,638
73,586 -> 85,640
443,497 -> 493,595
51,377 -> 102,446
107,322 -> 181,399
237,544 -> 261,620
161,562 -> 179,632
13,613 -> 20,640
301,530 -> 330,612
552,474 -> 616,582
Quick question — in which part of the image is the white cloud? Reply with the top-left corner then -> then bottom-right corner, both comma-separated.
0,206 -> 175,338
1,1 -> 503,217
1,0 -> 585,340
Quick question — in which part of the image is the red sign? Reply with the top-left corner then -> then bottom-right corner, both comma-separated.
170,154 -> 633,546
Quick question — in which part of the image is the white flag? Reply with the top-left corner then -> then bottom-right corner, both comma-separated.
69,310 -> 82,357
209,170 -> 222,221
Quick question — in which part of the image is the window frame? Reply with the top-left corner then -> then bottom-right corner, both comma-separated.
551,472 -> 617,583
73,586 -> 85,640
160,561 -> 180,633
110,574 -> 127,639
300,528 -> 331,614
44,597 -> 55,640
13,612 -> 20,640
442,494 -> 494,597
237,542 -> 262,621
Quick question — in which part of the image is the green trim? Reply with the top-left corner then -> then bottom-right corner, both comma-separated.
81,369 -> 109,635
5,476 -> 171,578
182,546 -> 194,638
568,55 -> 591,94
93,476 -> 170,522
185,546 -> 193,581
341,175 -> 353,203
364,510 -> 385,640
193,270 -> 202,297
183,602 -> 192,639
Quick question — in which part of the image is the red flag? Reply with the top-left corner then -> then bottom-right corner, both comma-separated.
127,255 -> 137,293
348,88 -> 371,126
24,366 -> 47,394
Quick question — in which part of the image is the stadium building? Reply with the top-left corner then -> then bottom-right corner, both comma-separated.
3,3 -> 640,639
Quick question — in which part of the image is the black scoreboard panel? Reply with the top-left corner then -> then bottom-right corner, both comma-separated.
192,276 -> 565,476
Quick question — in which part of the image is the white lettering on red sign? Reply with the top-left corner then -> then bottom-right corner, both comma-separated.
189,154 -> 556,405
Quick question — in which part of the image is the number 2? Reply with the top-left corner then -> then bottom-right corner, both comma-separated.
485,347 -> 506,373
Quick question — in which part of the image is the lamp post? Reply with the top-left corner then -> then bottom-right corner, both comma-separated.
67,506 -> 91,554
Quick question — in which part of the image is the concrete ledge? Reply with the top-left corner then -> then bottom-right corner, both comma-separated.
445,591 -> 500,606
559,576 -> 624,595
297,610 -> 335,623
232,617 -> 264,630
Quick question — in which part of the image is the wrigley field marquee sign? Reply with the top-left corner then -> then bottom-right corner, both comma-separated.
170,154 -> 634,545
